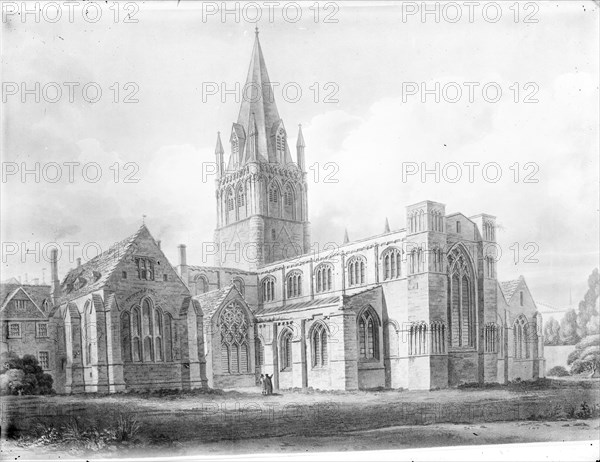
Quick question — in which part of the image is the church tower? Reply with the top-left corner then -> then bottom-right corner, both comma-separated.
213,29 -> 310,271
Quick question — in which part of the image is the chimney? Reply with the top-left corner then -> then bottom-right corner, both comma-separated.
76,258 -> 82,267
24,273 -> 28,284
17,276 -> 21,284
178,244 -> 189,287
157,240 -> 161,250
33,278 -> 39,285
50,248 -> 61,304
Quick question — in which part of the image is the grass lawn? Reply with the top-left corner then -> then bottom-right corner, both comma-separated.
1,378 -> 599,458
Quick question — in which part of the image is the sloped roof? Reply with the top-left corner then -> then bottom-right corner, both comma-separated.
56,225 -> 147,304
0,283 -> 51,312
193,286 -> 234,321
254,295 -> 341,317
499,276 -> 524,302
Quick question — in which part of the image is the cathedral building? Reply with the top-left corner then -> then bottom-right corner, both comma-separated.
0,31 -> 544,393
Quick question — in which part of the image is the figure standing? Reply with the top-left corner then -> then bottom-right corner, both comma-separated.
259,374 -> 266,395
264,373 -> 273,395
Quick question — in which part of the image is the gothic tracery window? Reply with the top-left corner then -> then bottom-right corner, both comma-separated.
447,246 -> 475,348
276,128 -> 286,162
311,322 -> 328,367
219,302 -> 250,374
358,308 -> 379,360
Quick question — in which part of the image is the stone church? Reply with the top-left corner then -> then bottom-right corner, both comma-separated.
1,31 -> 544,393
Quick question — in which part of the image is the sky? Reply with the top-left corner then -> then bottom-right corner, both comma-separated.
1,1 -> 598,310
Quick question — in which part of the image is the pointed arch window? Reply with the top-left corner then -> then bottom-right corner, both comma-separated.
279,328 -> 293,371
142,299 -> 154,362
276,128 -> 286,162
358,308 -> 379,360
348,256 -> 366,287
121,312 -> 132,362
315,263 -> 333,293
261,276 -> 275,302
131,307 -> 142,362
195,275 -> 209,295
83,301 -> 93,366
231,134 -> 239,162
447,246 -> 475,348
268,184 -> 280,217
514,315 -> 529,359
154,307 -> 163,361
283,184 -> 295,220
311,322 -> 328,368
237,185 -> 246,208
226,188 -> 235,211
382,247 -> 402,280
286,271 -> 302,298
164,313 -> 174,362
219,301 -> 250,374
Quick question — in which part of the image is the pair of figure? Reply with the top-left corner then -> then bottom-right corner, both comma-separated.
260,373 -> 273,395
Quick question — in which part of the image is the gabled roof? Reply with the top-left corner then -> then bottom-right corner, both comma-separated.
56,225 -> 148,304
193,285 -> 242,321
499,276 -> 524,302
0,283 -> 51,313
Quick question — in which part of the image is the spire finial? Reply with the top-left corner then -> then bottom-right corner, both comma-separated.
142,214 -> 146,225
255,26 -> 259,37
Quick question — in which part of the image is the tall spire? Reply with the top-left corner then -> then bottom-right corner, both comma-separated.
384,217 -> 390,233
215,131 -> 224,177
215,131 -> 224,155
296,124 -> 306,171
343,228 -> 350,244
236,30 -> 284,163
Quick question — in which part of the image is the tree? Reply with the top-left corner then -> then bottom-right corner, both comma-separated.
0,352 -> 54,395
568,334 -> 600,377
576,268 -> 599,338
544,317 -> 561,346
560,309 -> 580,345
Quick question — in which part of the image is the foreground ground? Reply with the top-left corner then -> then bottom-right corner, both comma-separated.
1,378 -> 599,459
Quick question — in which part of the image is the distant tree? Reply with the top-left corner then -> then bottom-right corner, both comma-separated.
544,317 -> 561,346
576,268 -> 599,338
560,309 -> 580,345
567,334 -> 600,378
0,352 -> 53,395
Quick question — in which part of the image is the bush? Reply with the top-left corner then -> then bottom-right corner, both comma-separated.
547,366 -> 570,377
568,334 -> 600,377
0,352 -> 54,395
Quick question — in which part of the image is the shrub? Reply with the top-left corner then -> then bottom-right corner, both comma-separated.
547,366 -> 570,377
568,334 -> 600,377
0,352 -> 54,395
